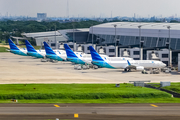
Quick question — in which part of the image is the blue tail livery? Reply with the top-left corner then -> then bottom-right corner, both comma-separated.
64,44 -> 78,58
25,40 -> 37,53
64,44 -> 86,64
43,42 -> 65,61
8,39 -> 19,50
8,39 -> 27,56
89,46 -> 104,61
43,42 -> 56,55
25,40 -> 44,58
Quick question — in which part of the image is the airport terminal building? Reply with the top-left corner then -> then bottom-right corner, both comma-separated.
22,22 -> 180,65
88,22 -> 180,49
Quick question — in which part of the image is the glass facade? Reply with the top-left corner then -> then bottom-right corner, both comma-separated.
88,34 -> 180,50
176,39 -> 180,49
66,32 -> 89,44
170,38 -> 176,50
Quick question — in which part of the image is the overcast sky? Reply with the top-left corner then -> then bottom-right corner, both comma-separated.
0,0 -> 180,18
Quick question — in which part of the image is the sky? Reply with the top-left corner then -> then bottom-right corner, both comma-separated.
0,0 -> 180,18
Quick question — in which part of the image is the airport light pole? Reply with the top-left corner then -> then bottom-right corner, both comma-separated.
54,24 -> 57,49
114,24 -> 117,57
138,25 -> 143,60
167,26 -> 171,67
92,25 -> 94,47
72,24 -> 75,51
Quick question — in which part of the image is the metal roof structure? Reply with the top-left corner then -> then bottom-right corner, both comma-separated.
22,31 -> 61,38
92,22 -> 180,30
89,22 -> 180,38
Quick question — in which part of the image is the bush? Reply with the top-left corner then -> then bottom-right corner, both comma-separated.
0,92 -> 171,100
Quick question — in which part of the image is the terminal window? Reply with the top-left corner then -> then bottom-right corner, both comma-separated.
133,51 -> 140,55
69,45 -> 74,48
109,55 -> 115,57
162,61 -> 168,65
109,49 -> 115,52
162,54 -> 168,58
51,43 -> 55,46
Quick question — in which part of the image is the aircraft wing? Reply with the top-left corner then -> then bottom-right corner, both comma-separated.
125,60 -> 144,70
125,64 -> 138,69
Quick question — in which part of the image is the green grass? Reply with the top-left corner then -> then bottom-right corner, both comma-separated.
149,83 -> 180,94
18,45 -> 41,50
0,98 -> 180,103
162,83 -> 180,94
0,47 -> 9,52
0,84 -> 172,101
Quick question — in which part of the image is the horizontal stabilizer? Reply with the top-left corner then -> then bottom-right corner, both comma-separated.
43,42 -> 56,55
89,46 -> 104,61
25,40 -> 37,53
8,39 -> 19,50
64,44 -> 77,58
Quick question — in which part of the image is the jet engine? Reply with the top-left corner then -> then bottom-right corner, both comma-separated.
136,66 -> 144,71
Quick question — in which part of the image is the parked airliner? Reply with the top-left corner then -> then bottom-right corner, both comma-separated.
25,40 -> 46,58
89,46 -> 166,71
8,39 -> 28,56
64,44 -> 133,65
64,44 -> 88,64
43,41 -> 67,61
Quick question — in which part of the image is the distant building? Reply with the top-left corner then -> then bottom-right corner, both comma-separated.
37,13 -> 47,21
21,28 -> 89,46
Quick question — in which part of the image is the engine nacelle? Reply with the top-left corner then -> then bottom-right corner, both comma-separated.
136,66 -> 144,71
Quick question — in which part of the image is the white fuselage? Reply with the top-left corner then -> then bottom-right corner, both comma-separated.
92,56 -> 166,69
53,50 -> 67,60
77,53 -> 134,65
36,50 -> 46,57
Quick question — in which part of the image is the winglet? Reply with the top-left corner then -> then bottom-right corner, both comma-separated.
89,46 -> 104,61
64,44 -> 78,58
43,42 -> 56,55
8,39 -> 19,50
25,40 -> 37,52
127,60 -> 131,66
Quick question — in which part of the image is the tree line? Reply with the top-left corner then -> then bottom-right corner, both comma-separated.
0,20 -> 103,43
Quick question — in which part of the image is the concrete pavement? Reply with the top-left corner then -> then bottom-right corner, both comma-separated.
0,104 -> 180,120
1,53 -> 180,84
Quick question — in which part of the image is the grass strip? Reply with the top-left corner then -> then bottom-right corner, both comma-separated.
0,92 -> 171,100
149,83 -> 180,94
162,83 -> 180,94
18,45 -> 41,50
1,98 -> 180,103
0,47 -> 9,52
0,84 -> 171,100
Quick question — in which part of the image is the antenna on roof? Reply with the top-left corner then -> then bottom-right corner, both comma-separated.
111,11 -> 112,19
67,0 -> 69,19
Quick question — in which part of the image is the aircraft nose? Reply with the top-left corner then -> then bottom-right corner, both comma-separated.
163,63 -> 166,67
162,63 -> 166,67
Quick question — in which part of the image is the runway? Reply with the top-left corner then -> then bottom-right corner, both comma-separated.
0,103 -> 180,120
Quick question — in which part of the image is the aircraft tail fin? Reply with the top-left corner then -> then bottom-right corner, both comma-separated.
43,42 -> 56,55
89,46 -> 104,61
8,39 -> 19,50
64,44 -> 78,58
25,40 -> 37,52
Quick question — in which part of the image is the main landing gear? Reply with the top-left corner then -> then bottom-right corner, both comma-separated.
124,68 -> 131,72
